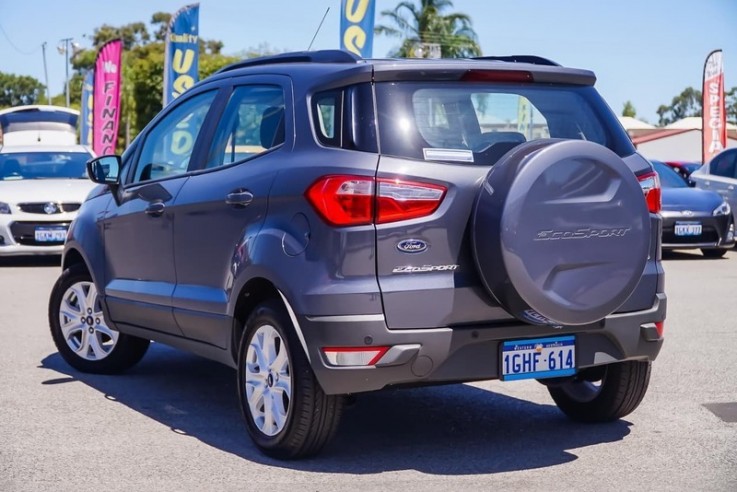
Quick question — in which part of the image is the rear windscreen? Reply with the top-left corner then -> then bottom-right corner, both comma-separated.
375,82 -> 634,165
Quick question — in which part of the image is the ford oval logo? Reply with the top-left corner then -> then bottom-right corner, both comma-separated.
397,239 -> 428,254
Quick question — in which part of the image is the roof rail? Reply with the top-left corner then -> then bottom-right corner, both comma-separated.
472,55 -> 560,67
216,50 -> 362,74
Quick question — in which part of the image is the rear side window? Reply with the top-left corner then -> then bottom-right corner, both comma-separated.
375,82 -> 634,165
311,84 -> 377,153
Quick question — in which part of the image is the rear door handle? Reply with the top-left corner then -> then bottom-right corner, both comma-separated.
728,185 -> 735,191
145,201 -> 165,217
226,189 -> 254,207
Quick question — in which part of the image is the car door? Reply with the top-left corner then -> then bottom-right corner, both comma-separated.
103,89 -> 220,335
170,77 -> 290,347
692,149 -> 737,221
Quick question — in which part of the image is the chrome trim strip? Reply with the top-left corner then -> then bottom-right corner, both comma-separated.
277,290 -> 310,363
305,314 -> 386,323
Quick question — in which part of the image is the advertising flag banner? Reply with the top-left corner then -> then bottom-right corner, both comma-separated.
80,70 -> 94,147
92,39 -> 122,155
163,3 -> 200,106
703,49 -> 726,163
340,0 -> 375,57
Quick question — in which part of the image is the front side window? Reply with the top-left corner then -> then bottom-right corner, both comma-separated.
375,82 -> 633,165
206,85 -> 285,169
131,91 -> 216,184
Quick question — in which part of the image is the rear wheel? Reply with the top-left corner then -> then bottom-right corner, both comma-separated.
237,300 -> 343,459
48,265 -> 150,374
701,248 -> 727,258
547,360 -> 651,422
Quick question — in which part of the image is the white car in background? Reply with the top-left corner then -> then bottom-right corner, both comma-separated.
0,145 -> 96,256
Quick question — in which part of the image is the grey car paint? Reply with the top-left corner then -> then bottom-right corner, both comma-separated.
61,55 -> 666,394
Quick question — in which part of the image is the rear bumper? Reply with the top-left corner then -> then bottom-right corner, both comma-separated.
298,293 -> 667,395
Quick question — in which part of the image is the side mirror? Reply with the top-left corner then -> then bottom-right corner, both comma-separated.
87,155 -> 121,185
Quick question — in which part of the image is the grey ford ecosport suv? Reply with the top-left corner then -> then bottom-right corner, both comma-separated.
49,51 -> 666,459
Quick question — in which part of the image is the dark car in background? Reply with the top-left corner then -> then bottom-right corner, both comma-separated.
653,160 -> 734,257
664,160 -> 701,182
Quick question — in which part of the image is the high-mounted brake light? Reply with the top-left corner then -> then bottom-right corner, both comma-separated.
322,346 -> 390,366
461,70 -> 534,83
637,171 -> 661,214
306,175 -> 446,226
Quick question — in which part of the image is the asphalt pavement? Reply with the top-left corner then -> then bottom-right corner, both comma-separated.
1,251 -> 735,491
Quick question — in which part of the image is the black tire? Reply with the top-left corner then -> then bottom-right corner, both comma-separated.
48,265 -> 150,374
701,248 -> 728,258
547,360 -> 651,422
237,300 -> 343,459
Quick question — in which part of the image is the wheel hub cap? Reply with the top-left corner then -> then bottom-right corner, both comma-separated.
58,280 -> 119,361
244,324 -> 292,436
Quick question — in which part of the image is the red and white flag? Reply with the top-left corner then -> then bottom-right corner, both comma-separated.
702,49 -> 726,163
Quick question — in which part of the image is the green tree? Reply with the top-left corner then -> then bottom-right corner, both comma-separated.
375,0 -> 481,58
0,72 -> 46,108
656,87 -> 702,126
622,100 -> 637,118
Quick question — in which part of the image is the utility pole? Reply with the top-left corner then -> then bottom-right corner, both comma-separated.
58,37 -> 74,107
41,42 -> 51,105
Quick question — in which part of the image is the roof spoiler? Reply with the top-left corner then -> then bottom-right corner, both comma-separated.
472,55 -> 560,67
216,50 -> 362,74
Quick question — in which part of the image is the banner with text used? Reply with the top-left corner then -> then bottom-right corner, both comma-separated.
703,49 -> 726,163
92,39 -> 122,155
163,3 -> 200,106
340,0 -> 375,57
80,70 -> 94,147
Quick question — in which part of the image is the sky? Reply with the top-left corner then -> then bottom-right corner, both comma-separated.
1,0 -> 736,125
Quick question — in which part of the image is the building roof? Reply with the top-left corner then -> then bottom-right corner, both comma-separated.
664,116 -> 737,130
618,116 -> 655,130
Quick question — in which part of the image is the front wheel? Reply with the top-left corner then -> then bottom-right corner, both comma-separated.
48,265 -> 150,374
547,360 -> 651,422
237,300 -> 343,459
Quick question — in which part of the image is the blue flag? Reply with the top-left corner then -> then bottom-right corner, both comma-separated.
340,0 -> 375,58
80,70 -> 94,147
163,3 -> 200,106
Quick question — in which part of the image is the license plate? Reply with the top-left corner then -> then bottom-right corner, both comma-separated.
675,222 -> 702,236
501,335 -> 576,381
34,226 -> 67,242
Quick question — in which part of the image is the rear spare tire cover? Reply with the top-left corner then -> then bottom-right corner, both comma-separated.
472,140 -> 650,326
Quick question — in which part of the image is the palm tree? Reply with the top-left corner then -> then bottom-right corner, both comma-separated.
375,0 -> 481,58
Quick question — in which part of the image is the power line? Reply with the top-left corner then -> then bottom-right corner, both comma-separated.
0,23 -> 41,55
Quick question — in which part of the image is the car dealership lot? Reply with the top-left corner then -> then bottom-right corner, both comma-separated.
1,253 -> 735,491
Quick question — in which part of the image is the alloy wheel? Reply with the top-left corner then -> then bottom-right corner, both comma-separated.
58,281 -> 118,361
244,324 -> 292,436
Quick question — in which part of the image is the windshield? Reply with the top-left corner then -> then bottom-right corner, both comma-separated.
375,82 -> 635,165
0,151 -> 91,180
653,161 -> 687,188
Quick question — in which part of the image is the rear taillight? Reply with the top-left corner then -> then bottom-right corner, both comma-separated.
376,178 -> 446,223
306,175 -> 446,226
305,176 -> 374,226
637,171 -> 661,214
